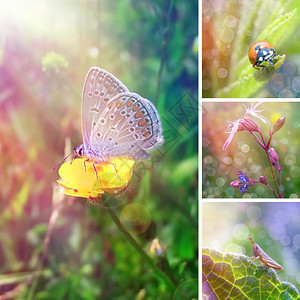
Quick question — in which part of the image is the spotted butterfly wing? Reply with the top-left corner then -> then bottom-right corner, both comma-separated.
82,67 -> 129,152
89,92 -> 164,160
238,171 -> 249,195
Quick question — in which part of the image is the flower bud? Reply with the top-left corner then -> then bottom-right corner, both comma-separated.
240,117 -> 259,132
148,238 -> 165,257
230,180 -> 240,188
269,147 -> 279,165
259,176 -> 268,185
272,116 -> 286,135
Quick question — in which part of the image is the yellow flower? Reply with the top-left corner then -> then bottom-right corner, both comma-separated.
57,157 -> 135,201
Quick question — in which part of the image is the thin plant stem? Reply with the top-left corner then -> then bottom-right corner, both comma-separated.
265,183 -> 279,198
249,131 -> 265,149
250,131 -> 282,198
257,130 -> 267,148
154,0 -> 174,104
265,151 -> 281,198
26,202 -> 63,300
253,180 -> 278,198
106,207 -> 177,290
279,167 -> 283,197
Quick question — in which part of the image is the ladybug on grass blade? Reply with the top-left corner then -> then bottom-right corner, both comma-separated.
248,41 -> 278,73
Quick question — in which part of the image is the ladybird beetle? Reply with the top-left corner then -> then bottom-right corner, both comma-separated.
248,41 -> 277,72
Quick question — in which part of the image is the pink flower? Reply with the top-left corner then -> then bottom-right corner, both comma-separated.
259,176 -> 268,185
269,147 -> 279,164
222,102 -> 269,151
222,117 -> 259,151
244,102 -> 270,125
272,116 -> 286,134
269,147 -> 281,171
231,180 -> 240,188
222,119 -> 241,151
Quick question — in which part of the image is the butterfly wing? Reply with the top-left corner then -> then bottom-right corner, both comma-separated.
238,171 -> 249,195
89,92 -> 164,160
81,67 -> 129,150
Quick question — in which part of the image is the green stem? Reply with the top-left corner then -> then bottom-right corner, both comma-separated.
265,151 -> 281,198
154,0 -> 174,104
106,207 -> 177,290
279,168 -> 283,197
26,203 -> 63,300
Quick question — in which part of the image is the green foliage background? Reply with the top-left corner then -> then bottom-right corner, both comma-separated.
0,1 -> 198,299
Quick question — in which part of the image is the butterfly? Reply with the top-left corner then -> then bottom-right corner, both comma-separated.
73,67 -> 164,165
238,171 -> 249,195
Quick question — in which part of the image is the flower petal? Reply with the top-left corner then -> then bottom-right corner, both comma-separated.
57,157 -> 135,199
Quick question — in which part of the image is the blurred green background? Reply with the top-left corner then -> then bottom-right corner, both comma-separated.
202,102 -> 300,198
0,1 -> 198,299
203,202 -> 300,291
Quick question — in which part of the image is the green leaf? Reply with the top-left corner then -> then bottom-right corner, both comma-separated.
202,248 -> 300,299
170,155 -> 198,185
216,8 -> 296,97
217,55 -> 286,98
37,278 -> 69,300
0,272 -> 37,285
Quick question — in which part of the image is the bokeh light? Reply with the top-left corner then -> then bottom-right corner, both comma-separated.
203,102 -> 300,198
202,0 -> 300,97
0,1 -> 198,298
120,203 -> 152,235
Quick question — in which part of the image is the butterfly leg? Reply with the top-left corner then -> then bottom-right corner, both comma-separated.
111,162 -> 121,181
83,159 -> 89,172
92,162 -> 99,179
103,161 -> 121,181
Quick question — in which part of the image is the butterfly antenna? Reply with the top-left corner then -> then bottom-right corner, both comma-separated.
51,152 -> 73,172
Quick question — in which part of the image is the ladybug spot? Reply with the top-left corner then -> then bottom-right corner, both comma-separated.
88,92 -> 93,97
94,90 -> 99,96
97,132 -> 101,138
100,119 -> 106,124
